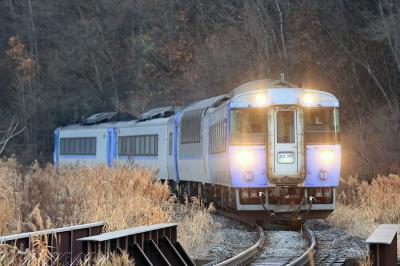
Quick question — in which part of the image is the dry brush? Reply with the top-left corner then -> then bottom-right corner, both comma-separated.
0,159 -> 219,265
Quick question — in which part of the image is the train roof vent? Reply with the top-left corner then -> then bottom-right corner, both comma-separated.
138,106 -> 182,122
81,112 -> 136,125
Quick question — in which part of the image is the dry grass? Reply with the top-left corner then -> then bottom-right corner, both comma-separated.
0,206 -> 54,265
0,158 -> 23,235
0,161 -> 173,234
0,158 -> 220,265
328,175 -> 400,257
174,195 -> 222,257
80,251 -> 134,266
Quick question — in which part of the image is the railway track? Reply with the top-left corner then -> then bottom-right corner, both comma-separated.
214,210 -> 316,266
251,227 -> 315,266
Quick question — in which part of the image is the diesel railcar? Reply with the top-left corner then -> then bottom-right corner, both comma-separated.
54,79 -> 341,221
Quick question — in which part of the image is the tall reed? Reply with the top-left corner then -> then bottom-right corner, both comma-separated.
0,159 -> 220,264
328,175 -> 400,256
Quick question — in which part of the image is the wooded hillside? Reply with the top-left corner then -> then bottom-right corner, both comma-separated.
1,0 -> 399,176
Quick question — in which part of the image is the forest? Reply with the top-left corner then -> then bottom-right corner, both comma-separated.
0,0 -> 399,177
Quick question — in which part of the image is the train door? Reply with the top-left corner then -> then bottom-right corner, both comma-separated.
268,107 -> 304,181
166,121 -> 176,180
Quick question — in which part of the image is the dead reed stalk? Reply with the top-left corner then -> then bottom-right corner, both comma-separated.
328,175 -> 400,256
0,159 -> 220,263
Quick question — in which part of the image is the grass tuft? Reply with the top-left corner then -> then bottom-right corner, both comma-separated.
328,175 -> 400,257
175,196 -> 221,257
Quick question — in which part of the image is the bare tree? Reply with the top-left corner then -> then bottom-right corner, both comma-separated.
0,121 -> 24,155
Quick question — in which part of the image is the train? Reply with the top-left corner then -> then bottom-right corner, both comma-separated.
54,79 -> 341,221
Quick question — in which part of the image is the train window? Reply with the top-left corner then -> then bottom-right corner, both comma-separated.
128,137 -> 134,155
304,108 -> 340,144
209,119 -> 226,153
60,137 -> 96,155
118,135 -> 158,156
304,108 -> 336,131
140,136 -> 145,155
135,137 -> 140,154
145,136 -> 150,154
277,111 -> 295,143
230,109 -> 266,145
169,133 -> 173,155
181,109 -> 203,144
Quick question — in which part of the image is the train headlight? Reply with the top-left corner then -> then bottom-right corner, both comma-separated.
235,149 -> 254,168
320,150 -> 334,164
255,94 -> 267,105
303,93 -> 314,105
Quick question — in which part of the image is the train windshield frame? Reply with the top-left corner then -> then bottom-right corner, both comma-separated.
229,108 -> 267,145
304,107 -> 340,144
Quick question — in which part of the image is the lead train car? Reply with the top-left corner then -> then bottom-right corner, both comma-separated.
55,80 -> 341,221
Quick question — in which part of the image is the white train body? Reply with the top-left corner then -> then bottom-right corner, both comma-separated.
55,80 -> 341,220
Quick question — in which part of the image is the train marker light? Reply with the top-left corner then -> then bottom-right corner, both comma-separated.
244,170 -> 254,181
255,93 -> 267,106
320,150 -> 334,164
303,93 -> 314,105
236,149 -> 253,167
319,169 -> 329,180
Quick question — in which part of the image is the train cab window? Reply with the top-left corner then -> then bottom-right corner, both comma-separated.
304,108 -> 340,144
230,109 -> 266,145
276,110 -> 295,143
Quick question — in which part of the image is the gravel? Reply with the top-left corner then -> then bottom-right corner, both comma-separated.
196,217 -> 370,265
305,219 -> 369,265
251,230 -> 307,265
194,215 -> 258,264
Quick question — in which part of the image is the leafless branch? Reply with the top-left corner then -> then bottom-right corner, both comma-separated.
0,121 -> 25,155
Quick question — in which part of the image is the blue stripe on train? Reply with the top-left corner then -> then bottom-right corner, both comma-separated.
107,128 -> 117,166
174,112 -> 182,182
53,129 -> 59,165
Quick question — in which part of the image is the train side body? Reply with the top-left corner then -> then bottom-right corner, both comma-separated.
55,123 -> 116,166
116,119 -> 169,178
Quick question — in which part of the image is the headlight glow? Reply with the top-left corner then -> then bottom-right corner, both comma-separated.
236,150 -> 254,167
303,93 -> 314,105
320,150 -> 334,163
255,94 -> 267,105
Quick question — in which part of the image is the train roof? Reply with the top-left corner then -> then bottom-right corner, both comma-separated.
176,79 -> 339,112
57,121 -> 121,131
117,117 -> 171,128
181,94 -> 230,112
232,79 -> 297,95
229,79 -> 339,108
137,106 -> 182,121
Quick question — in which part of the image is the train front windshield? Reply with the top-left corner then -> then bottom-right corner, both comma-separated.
304,108 -> 340,144
229,109 -> 266,145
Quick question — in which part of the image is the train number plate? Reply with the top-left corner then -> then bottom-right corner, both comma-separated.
277,152 -> 295,164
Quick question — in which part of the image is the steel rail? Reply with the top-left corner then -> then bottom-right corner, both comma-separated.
211,210 -> 265,266
287,226 -> 316,266
215,224 -> 265,266
215,210 -> 316,266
